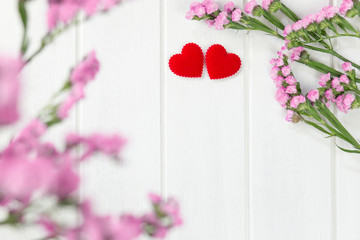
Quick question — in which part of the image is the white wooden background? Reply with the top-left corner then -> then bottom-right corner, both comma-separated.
1,0 -> 360,239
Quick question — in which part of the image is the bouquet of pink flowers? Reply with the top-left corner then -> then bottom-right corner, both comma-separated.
0,1 -> 182,239
187,0 -> 360,154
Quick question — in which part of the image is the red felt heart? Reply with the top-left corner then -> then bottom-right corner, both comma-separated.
206,44 -> 241,80
169,43 -> 204,78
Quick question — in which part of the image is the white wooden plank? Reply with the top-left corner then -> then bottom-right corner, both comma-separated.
334,14 -> 360,240
0,1 -> 77,239
166,1 -> 246,239
80,0 -> 162,216
250,1 -> 333,239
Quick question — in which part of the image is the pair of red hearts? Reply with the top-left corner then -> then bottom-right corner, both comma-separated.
169,43 -> 241,80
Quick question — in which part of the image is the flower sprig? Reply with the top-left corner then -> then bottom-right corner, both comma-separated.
187,0 -> 360,153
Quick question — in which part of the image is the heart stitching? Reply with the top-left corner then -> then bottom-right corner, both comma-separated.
169,43 -> 204,78
206,44 -> 241,80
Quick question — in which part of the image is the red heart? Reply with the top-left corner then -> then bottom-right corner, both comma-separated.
169,43 -> 204,78
206,44 -> 241,80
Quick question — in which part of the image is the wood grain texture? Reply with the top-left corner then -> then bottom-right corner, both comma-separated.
80,0 -> 162,216
249,1 -> 333,239
166,1 -> 246,239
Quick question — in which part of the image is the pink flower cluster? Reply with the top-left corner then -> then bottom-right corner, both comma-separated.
313,66 -> 356,113
0,119 -> 125,205
186,0 -> 219,20
0,56 -> 23,126
283,6 -> 340,37
64,194 -> 182,240
262,0 -> 274,11
47,0 -> 121,30
58,51 -> 100,119
270,48 -> 307,121
340,0 -> 354,15
244,0 -> 259,14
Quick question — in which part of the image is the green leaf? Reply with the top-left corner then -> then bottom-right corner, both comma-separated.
303,119 -> 332,135
337,145 -> 360,154
18,0 -> 29,54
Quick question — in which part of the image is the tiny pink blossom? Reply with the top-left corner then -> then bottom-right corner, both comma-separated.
214,12 -> 229,30
224,2 -> 235,13
0,56 -> 22,126
332,77 -> 340,89
340,75 -> 350,84
342,62 -> 352,72
336,85 -> 344,92
316,9 -> 326,23
319,73 -> 331,87
307,90 -> 319,102
340,0 -> 354,15
283,25 -> 292,36
232,9 -> 242,21
323,6 -> 339,19
204,1 -> 219,14
262,0 -> 274,11
273,76 -> 284,87
302,14 -> 315,28
285,75 -> 297,85
270,66 -> 280,80
70,51 -> 100,85
336,95 -> 346,112
281,65 -> 291,77
292,20 -> 303,31
290,47 -> 304,61
275,87 -> 290,107
286,85 -> 297,94
343,93 -> 355,111
325,89 -> 335,101
244,0 -> 258,14
285,110 -> 294,122
290,95 -> 306,109
206,20 -> 215,27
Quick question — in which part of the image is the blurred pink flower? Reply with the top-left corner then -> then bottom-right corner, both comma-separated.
0,56 -> 22,126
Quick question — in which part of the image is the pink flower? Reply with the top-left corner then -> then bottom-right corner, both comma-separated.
325,89 -> 335,101
316,9 -> 326,23
286,85 -> 297,94
224,1 -> 235,13
290,95 -> 306,108
57,84 -> 85,119
214,12 -> 229,30
262,0 -> 274,11
340,0 -> 354,15
342,62 -> 352,72
344,93 -> 355,111
281,65 -> 291,77
283,25 -> 292,36
319,73 -> 331,87
66,133 -> 126,161
336,85 -> 344,92
332,77 -> 340,88
340,75 -> 350,84
232,8 -> 242,21
285,110 -> 294,122
0,157 -> 54,203
48,159 -> 80,199
307,90 -> 319,102
290,47 -> 304,61
270,66 -> 280,80
203,0 -> 219,14
275,87 -> 290,107
302,14 -> 316,28
149,193 -> 162,204
323,6 -> 339,19
0,56 -> 22,126
70,51 -> 100,85
292,20 -> 303,31
273,76 -> 284,87
244,0 -> 258,14
285,75 -> 297,85
206,19 -> 215,27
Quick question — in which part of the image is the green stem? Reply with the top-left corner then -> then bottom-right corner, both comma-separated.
306,33 -> 360,44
